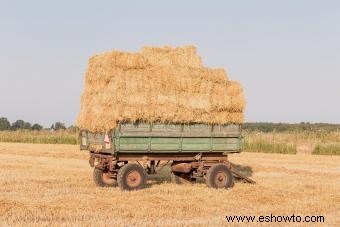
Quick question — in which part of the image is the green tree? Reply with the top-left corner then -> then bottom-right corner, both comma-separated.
0,117 -> 11,130
11,120 -> 33,130
11,120 -> 25,130
23,122 -> 32,130
54,122 -> 66,130
32,123 -> 43,130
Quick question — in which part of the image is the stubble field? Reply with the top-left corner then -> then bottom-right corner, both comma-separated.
0,142 -> 339,226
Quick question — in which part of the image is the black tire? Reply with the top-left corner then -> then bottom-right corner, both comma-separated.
93,168 -> 117,187
117,163 -> 147,191
170,172 -> 194,184
206,163 -> 234,189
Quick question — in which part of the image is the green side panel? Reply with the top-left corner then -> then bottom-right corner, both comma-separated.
151,138 -> 180,151
87,133 -> 105,145
182,143 -> 211,151
116,137 -> 241,152
182,138 -> 211,151
183,138 -> 211,144
212,143 -> 239,151
151,143 -> 180,150
118,137 -> 149,151
120,123 -> 150,131
107,123 -> 242,153
119,143 -> 149,151
212,138 -> 239,144
152,123 -> 182,132
183,124 -> 211,133
152,138 -> 181,144
212,138 -> 240,150
120,137 -> 149,144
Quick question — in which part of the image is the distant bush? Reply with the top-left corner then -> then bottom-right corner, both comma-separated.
243,141 -> 296,154
313,144 -> 340,155
0,130 -> 78,144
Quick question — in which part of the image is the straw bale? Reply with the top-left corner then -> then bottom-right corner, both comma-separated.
77,46 -> 245,132
141,46 -> 202,68
89,51 -> 146,69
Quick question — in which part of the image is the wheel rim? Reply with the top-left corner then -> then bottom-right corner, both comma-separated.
126,170 -> 142,188
214,171 -> 228,188
102,172 -> 115,185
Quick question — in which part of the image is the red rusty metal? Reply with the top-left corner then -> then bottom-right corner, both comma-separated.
171,162 -> 192,173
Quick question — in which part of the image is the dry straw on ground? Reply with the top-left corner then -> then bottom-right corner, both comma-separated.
1,143 -> 339,226
77,46 -> 245,132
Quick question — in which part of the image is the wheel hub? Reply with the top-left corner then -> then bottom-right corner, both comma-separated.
215,171 -> 228,187
126,171 -> 141,187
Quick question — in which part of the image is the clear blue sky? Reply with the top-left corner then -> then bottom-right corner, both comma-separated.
1,0 -> 339,127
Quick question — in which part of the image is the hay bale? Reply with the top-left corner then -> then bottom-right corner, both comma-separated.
141,46 -> 202,68
77,46 -> 245,132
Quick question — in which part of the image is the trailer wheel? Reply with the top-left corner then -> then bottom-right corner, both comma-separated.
170,172 -> 193,184
117,163 -> 147,191
93,168 -> 117,187
206,163 -> 233,189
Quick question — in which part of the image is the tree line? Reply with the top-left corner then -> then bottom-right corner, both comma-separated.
0,117 -> 73,131
1,116 -> 340,132
243,122 -> 340,132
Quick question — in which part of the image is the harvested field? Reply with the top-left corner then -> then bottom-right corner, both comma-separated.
0,143 -> 339,226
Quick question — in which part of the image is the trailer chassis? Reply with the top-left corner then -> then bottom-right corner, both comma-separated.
89,151 -> 255,190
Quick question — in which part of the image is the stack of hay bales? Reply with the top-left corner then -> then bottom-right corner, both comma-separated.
77,46 -> 245,132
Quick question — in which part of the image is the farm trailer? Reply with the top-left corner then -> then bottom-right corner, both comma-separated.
80,123 -> 254,191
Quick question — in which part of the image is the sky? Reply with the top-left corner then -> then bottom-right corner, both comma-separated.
0,0 -> 339,127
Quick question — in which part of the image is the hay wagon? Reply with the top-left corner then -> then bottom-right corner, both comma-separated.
80,122 -> 254,191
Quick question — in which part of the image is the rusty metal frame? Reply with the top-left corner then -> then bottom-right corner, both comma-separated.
89,151 -> 255,184
90,151 -> 228,162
